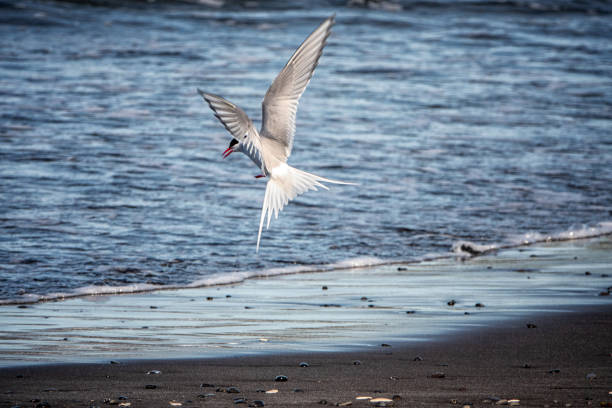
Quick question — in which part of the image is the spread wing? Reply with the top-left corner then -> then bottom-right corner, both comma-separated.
260,14 -> 335,160
198,89 -> 265,172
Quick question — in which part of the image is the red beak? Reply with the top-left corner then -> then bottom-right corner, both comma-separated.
222,147 -> 233,159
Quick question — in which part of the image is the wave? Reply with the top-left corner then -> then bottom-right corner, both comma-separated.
2,221 -> 611,306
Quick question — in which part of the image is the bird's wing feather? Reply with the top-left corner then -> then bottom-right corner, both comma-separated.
260,15 -> 335,160
198,89 -> 265,173
256,162 -> 354,252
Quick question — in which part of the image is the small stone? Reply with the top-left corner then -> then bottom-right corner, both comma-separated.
147,370 -> 162,375
35,403 -> 51,408
265,389 -> 278,394
293,389 -> 304,392
508,399 -> 520,406
299,362 -> 309,367
430,372 -> 445,378
17,305 -> 28,309
549,368 -> 561,374
585,271 -> 591,275
526,323 -> 537,328
322,286 -> 328,290
274,375 -> 288,382
495,400 -> 508,405
586,372 -> 597,380
337,402 -> 352,407
381,343 -> 391,347
353,360 -> 362,365
368,304 -> 375,308
226,294 -> 232,298
233,397 -> 246,404
149,306 -> 158,309
360,297 -> 368,301
206,297 -> 213,301
405,310 -> 415,314
110,360 -> 120,364
447,300 -> 456,306
252,401 -> 265,407
356,396 -> 372,400
391,395 -> 401,401
464,312 -> 471,315
145,384 -> 157,389
15,374 -> 24,378
413,356 -> 423,361
169,402 -> 182,407
118,404 -> 131,408
475,303 -> 485,308
226,386 -> 241,393
200,383 -> 215,388
397,267 -> 407,271
369,398 -> 394,407
318,400 -> 328,405
522,363 -> 532,369
118,397 -> 128,401
598,291 -> 610,296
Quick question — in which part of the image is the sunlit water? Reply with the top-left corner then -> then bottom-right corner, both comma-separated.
0,0 -> 611,302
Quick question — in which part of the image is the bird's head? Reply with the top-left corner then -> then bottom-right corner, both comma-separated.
222,138 -> 239,159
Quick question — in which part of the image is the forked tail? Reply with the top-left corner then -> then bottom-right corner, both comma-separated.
256,164 -> 355,252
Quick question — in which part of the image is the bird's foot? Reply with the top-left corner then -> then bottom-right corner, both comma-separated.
254,174 -> 265,178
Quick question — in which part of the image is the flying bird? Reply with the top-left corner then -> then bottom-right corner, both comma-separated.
198,15 -> 354,252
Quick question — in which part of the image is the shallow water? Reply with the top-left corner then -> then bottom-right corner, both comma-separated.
0,237 -> 610,366
0,0 -> 611,301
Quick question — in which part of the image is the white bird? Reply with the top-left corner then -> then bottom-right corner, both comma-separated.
198,14 -> 354,252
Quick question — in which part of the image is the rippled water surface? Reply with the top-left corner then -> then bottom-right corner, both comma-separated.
1,0 -> 611,301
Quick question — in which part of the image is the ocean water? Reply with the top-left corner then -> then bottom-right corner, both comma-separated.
1,0 -> 611,303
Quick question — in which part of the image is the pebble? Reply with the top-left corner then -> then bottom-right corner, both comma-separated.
201,383 -> 215,388
168,402 -> 182,407
370,398 -> 394,407
526,323 -> 537,328
413,356 -> 423,361
522,363 -> 532,369
353,360 -> 362,365
110,360 -> 120,364
598,291 -> 610,296
118,404 -> 131,408
318,400 -> 328,405
35,403 -> 50,408
585,271 -> 591,275
252,401 -> 265,407
397,267 -> 407,271
147,370 -> 162,375
293,389 -> 304,392
356,396 -> 372,400
265,389 -> 278,394
227,387 -> 241,393
475,303 -> 485,308
274,375 -> 288,382
206,296 -> 213,301
586,372 -> 597,380
360,297 -> 368,301
149,306 -> 158,309
299,362 -> 310,367
447,300 -> 456,306
549,368 -> 561,374
508,399 -> 520,406
145,384 -> 157,389
337,402 -> 352,406
322,286 -> 328,290
430,372 -> 446,378
381,343 -> 391,347
233,397 -> 247,404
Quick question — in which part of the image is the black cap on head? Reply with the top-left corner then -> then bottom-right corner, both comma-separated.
229,139 -> 239,148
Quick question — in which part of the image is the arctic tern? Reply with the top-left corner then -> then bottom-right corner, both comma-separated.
198,15 -> 354,252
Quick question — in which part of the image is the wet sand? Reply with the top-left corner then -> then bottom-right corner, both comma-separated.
1,304 -> 611,407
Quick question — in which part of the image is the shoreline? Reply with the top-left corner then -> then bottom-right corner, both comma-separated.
3,228 -> 611,307
1,304 -> 611,407
0,236 -> 611,368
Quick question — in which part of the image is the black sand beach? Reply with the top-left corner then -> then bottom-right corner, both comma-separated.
1,305 -> 611,407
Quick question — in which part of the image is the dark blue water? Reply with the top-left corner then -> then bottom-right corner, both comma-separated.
1,0 -> 611,302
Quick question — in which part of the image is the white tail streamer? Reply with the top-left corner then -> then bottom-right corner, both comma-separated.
256,164 -> 355,252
